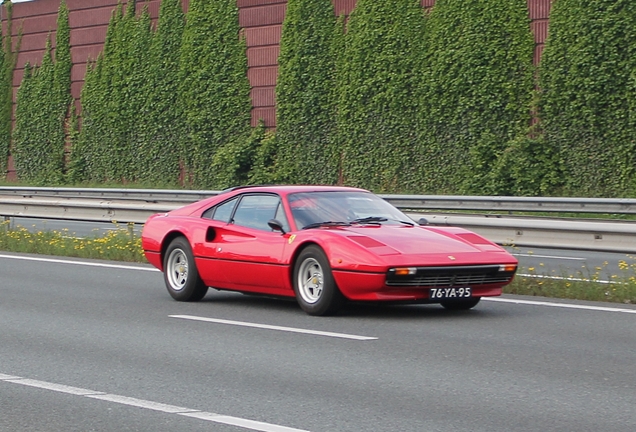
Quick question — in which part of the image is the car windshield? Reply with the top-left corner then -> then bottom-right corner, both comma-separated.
287,191 -> 413,230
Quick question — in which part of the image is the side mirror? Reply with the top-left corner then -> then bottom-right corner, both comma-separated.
418,217 -> 429,226
267,219 -> 286,234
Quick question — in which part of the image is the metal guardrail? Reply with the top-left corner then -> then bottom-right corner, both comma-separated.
4,187 -> 636,214
1,187 -> 636,253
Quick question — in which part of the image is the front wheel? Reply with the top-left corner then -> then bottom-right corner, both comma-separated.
293,246 -> 345,316
440,297 -> 481,310
163,237 -> 208,301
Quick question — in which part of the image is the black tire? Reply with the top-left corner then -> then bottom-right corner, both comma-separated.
293,245 -> 345,316
163,237 -> 208,302
440,297 -> 481,310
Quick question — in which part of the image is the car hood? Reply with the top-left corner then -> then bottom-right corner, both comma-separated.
338,225 -> 503,256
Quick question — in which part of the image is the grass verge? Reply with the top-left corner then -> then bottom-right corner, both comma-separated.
505,256 -> 636,304
1,222 -> 635,304
0,221 -> 144,262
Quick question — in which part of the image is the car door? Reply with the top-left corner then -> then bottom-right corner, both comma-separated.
201,193 -> 291,294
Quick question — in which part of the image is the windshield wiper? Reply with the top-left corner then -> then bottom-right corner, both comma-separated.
351,216 -> 415,226
351,216 -> 388,224
301,221 -> 351,230
394,219 -> 415,226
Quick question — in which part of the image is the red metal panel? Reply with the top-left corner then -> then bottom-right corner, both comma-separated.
71,45 -> 104,65
251,107 -> 276,127
71,63 -> 87,82
69,6 -> 118,28
420,0 -> 436,7
18,32 -> 53,52
245,25 -> 281,47
247,46 -> 280,67
11,0 -> 60,19
70,26 -> 108,47
250,86 -> 275,108
534,44 -> 545,66
71,81 -> 83,100
67,0 -> 120,11
16,49 -> 47,69
12,69 -> 23,88
527,0 -> 551,20
239,4 -> 286,28
248,66 -> 278,87
531,19 -> 548,45
6,155 -> 15,181
11,14 -> 58,36
142,0 -> 161,20
333,0 -> 355,16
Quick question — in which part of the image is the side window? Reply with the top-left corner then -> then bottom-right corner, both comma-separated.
202,197 -> 238,222
232,194 -> 288,231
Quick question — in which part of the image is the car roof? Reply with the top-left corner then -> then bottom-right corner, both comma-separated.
220,185 -> 369,196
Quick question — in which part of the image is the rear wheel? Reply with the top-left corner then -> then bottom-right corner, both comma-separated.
293,246 -> 345,316
440,297 -> 481,310
163,237 -> 208,301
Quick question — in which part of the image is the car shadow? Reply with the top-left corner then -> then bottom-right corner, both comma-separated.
197,290 -> 507,320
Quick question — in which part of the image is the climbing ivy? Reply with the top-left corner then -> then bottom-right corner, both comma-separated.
420,0 -> 535,195
0,0 -> 19,177
336,0 -> 425,193
12,0 -> 71,183
140,0 -> 185,186
275,0 -> 339,185
539,0 -> 636,197
13,42 -> 64,183
178,0 -> 252,188
74,1 -> 153,183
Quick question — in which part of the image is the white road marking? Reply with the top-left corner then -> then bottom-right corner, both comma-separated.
0,254 -> 158,271
512,253 -> 585,261
0,374 -> 310,432
517,272 -> 616,284
180,411 -> 308,432
170,314 -> 378,341
484,297 -> 636,314
86,394 -> 198,414
4,378 -> 105,396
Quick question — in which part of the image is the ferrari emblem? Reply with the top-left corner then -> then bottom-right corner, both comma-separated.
288,234 -> 296,244
448,255 -> 456,260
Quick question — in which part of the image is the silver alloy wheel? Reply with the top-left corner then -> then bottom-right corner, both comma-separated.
166,248 -> 188,292
297,257 -> 323,304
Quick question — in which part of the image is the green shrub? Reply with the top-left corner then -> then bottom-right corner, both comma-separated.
13,41 -> 65,183
276,0 -> 339,185
0,1 -> 20,177
74,1 -> 153,183
420,0 -> 535,195
73,3 -> 123,182
539,0 -> 636,197
139,0 -> 185,186
488,133 -> 561,196
337,0 -> 425,193
178,0 -> 252,188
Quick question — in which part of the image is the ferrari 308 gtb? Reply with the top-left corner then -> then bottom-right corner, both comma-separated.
142,185 -> 517,315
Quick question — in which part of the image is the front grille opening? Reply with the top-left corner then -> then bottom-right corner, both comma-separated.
386,265 -> 516,288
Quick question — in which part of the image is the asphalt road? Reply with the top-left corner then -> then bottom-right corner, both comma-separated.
1,253 -> 636,431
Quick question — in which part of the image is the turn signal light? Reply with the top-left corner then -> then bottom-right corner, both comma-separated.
394,267 -> 417,276
499,264 -> 517,272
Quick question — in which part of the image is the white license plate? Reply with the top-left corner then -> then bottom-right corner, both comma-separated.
429,287 -> 472,299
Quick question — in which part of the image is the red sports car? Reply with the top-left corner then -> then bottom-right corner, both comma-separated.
142,185 -> 517,315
